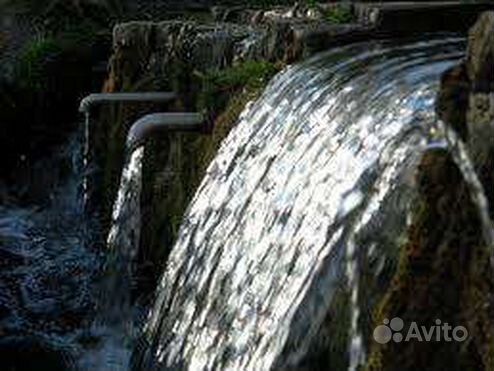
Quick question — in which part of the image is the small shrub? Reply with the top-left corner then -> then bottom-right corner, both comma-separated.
14,36 -> 61,91
324,5 -> 355,24
199,60 -> 280,114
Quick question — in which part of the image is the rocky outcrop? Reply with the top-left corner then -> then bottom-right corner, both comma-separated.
356,2 -> 494,34
106,21 -> 264,91
438,11 -> 494,180
466,12 -> 494,92
365,12 -> 494,371
465,12 -> 494,173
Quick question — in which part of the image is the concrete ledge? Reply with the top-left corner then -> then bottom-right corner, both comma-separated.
355,1 -> 494,34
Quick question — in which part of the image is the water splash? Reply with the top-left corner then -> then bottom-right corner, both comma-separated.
138,37 -> 465,371
0,129 -> 145,371
0,130 -> 103,366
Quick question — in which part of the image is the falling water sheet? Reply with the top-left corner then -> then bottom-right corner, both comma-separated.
140,37 -> 466,371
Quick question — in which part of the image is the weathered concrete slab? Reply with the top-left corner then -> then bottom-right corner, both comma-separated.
290,22 -> 373,59
355,1 -> 494,34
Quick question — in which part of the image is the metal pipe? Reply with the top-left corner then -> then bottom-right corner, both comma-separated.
78,92 -> 177,113
126,112 -> 204,152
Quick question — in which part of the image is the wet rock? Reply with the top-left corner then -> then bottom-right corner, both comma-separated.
355,2 -> 494,34
107,20 -> 263,92
467,92 -> 494,166
436,64 -> 469,139
438,11 -> 494,160
464,12 -> 494,167
290,22 -> 370,62
466,11 -> 494,91
211,6 -> 227,22
264,20 -> 295,62
221,6 -> 252,23
366,11 -> 494,371
262,19 -> 371,63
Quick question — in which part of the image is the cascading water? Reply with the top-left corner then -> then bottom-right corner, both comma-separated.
137,37 -> 470,371
0,130 -> 103,368
78,146 -> 146,371
2,33 -> 492,371
0,127 -> 143,370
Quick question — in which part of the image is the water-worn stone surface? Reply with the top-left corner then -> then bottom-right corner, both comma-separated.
365,11 -> 494,371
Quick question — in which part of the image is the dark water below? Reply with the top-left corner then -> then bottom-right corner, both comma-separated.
0,130 -> 141,370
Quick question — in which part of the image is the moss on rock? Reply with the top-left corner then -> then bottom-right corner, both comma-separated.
0,28 -> 98,187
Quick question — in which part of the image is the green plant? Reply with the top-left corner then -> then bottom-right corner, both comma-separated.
198,60 -> 280,114
14,36 -> 61,90
304,0 -> 317,8
13,26 -> 97,91
324,5 -> 355,24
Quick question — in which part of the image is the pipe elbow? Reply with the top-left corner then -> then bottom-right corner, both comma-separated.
78,95 -> 92,113
126,112 -> 204,153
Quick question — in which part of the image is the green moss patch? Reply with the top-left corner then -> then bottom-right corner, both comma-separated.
323,5 -> 355,24
198,60 -> 280,115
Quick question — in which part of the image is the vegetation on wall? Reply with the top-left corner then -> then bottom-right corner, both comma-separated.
198,60 -> 280,115
0,28 -> 98,184
324,5 -> 355,24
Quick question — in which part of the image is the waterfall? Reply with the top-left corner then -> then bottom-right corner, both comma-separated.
138,37 -> 467,370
